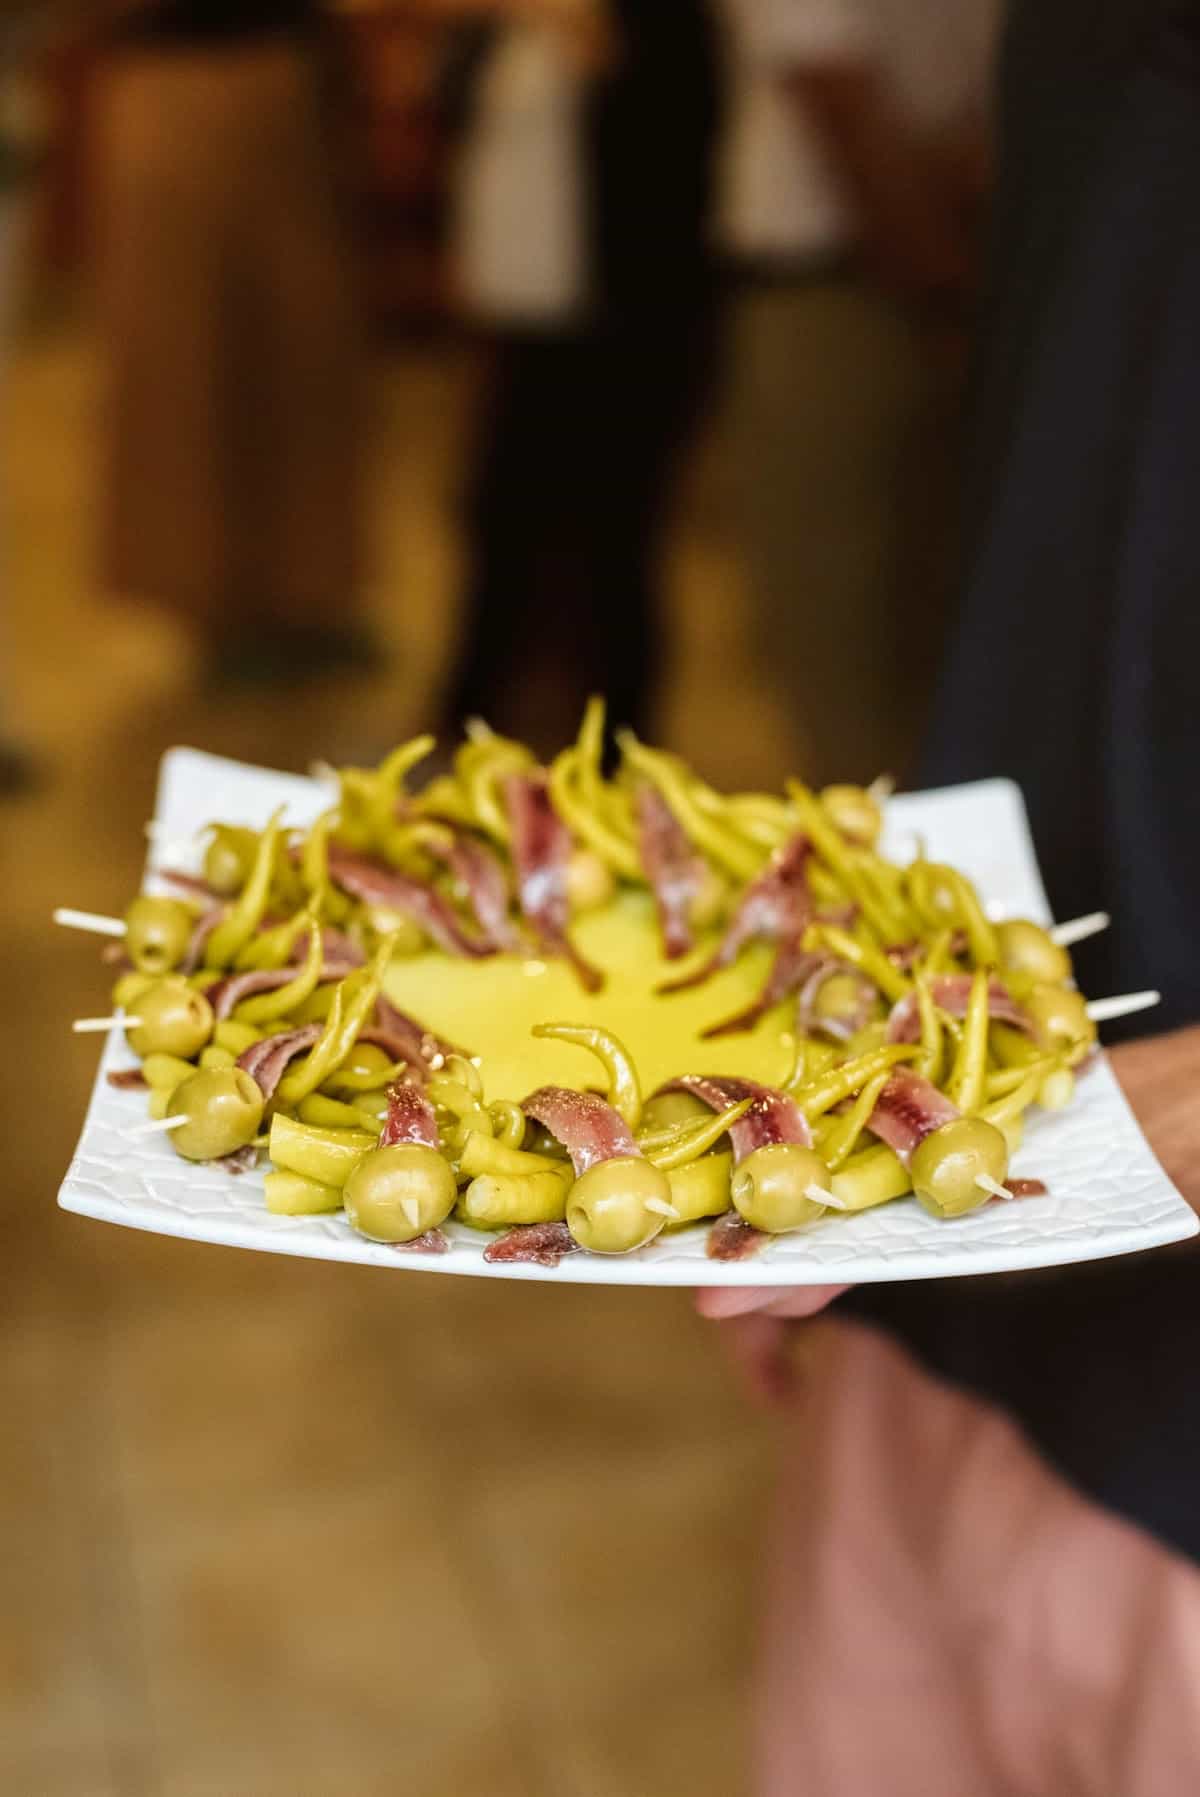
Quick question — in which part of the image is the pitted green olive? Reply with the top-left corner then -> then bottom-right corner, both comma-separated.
1024,983 -> 1095,1054
124,897 -> 196,976
167,1068 -> 264,1163
343,1144 -> 457,1243
127,978 -> 214,1059
996,920 -> 1071,985
910,1117 -> 1008,1219
566,1156 -> 674,1254
566,848 -> 615,915
731,1143 -> 831,1233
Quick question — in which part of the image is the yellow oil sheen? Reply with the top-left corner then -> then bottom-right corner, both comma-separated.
383,892 -> 788,1103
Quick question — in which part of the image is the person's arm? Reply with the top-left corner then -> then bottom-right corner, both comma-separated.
697,1026 -> 1200,1400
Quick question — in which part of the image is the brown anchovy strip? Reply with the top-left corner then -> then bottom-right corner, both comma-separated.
707,1213 -> 766,1261
237,1024 -> 323,1101
885,974 -> 1032,1045
217,1145 -> 260,1176
361,996 -> 460,1078
378,1081 -> 439,1149
703,940 -> 824,1039
204,959 -> 362,1022
158,868 -> 220,900
863,1067 -> 960,1166
1004,1178 -> 1048,1200
327,847 -> 494,959
393,1229 -> 450,1255
504,771 -> 603,992
664,838 -> 817,1038
180,902 -> 228,974
484,1221 -> 580,1267
107,1067 -> 148,1091
430,830 -> 521,952
635,781 -> 707,960
521,1085 -> 639,1176
657,1073 -> 814,1158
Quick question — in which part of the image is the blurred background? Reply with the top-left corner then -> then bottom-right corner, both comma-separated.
2,2 -> 996,1790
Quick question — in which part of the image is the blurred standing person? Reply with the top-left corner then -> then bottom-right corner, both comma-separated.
93,0 -> 371,685
436,0 -> 723,754
719,0 -> 997,785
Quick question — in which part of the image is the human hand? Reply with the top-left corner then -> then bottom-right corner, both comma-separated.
694,1284 -> 849,1405
1109,1026 -> 1200,1214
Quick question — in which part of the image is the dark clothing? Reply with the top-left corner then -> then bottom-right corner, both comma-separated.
851,0 -> 1200,1564
115,0 -> 318,44
442,0 -> 722,746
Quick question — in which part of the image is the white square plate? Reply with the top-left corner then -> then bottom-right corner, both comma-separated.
58,748 -> 1197,1285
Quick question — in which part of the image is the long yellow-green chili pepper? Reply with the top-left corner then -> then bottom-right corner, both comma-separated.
643,1099 -> 753,1170
822,1070 -> 890,1172
620,734 -> 762,882
943,867 -> 999,967
945,965 -> 991,1113
299,808 -> 352,925
912,972 -> 943,1083
427,1075 -> 492,1149
213,1018 -> 261,1056
268,1112 -> 375,1188
366,736 -> 435,850
264,1170 -> 343,1217
803,922 -> 910,1005
798,1043 -> 918,1122
487,1099 -> 527,1150
830,1142 -> 912,1213
549,749 -> 643,879
459,1132 -> 553,1181
457,1166 -> 571,1229
787,782 -> 906,941
234,898 -> 316,973
234,919 -> 324,1024
458,729 -> 532,843
205,807 -> 286,969
298,1093 -> 384,1134
276,937 -> 394,1107
330,1058 -> 408,1094
141,1051 -> 199,1092
664,1151 -> 735,1225
980,1066 -> 1044,1130
532,1022 -> 643,1130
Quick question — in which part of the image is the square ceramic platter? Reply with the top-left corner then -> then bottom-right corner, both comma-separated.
58,748 -> 1197,1285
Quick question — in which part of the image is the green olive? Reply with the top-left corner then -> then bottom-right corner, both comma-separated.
522,1120 -> 573,1161
566,848 -> 615,915
124,896 -> 196,976
127,978 -> 214,1059
203,825 -> 259,897
167,1068 -> 265,1163
731,1143 -> 831,1234
910,1117 -> 1009,1219
813,972 -> 881,1031
343,1144 -> 458,1244
639,1091 -> 711,1134
1023,983 -> 1095,1055
566,1156 -> 674,1254
821,784 -> 883,847
996,919 -> 1071,985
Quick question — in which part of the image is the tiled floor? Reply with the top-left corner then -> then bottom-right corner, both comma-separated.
2,330 -> 789,1795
